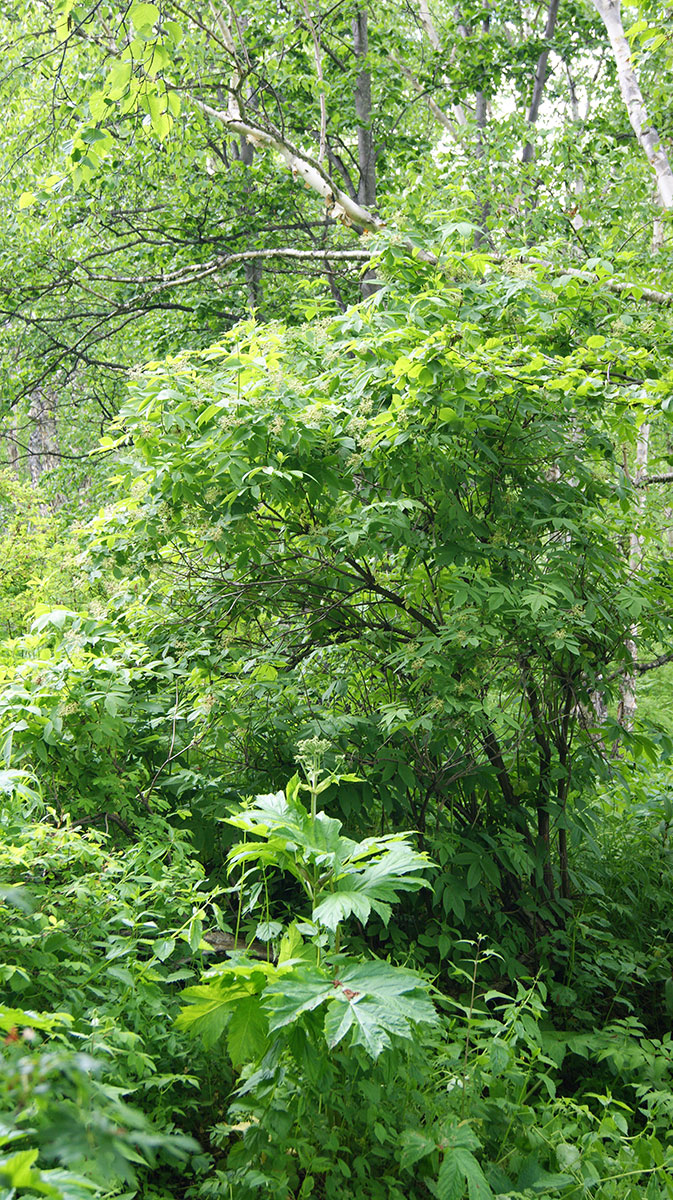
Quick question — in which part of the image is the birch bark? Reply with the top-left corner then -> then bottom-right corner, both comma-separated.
192,9 -> 383,235
593,0 -> 673,209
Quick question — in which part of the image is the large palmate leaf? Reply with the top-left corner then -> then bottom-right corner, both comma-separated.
226,787 -> 352,884
265,958 -> 437,1059
323,996 -> 412,1057
263,970 -> 336,1029
311,888 -> 374,929
312,839 -> 433,929
227,994 -> 269,1068
176,962 -> 274,1049
226,779 -> 433,935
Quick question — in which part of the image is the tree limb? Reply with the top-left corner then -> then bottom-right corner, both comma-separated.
635,472 -> 673,487
186,94 -> 383,233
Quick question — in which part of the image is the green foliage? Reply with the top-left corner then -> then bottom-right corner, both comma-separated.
177,756 -> 437,1055
4,1 -> 673,1195
89,260 -> 673,919
0,472 -> 87,642
175,756 -> 440,1193
0,774 -> 218,1196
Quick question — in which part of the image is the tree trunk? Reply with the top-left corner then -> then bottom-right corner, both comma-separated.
618,422 -> 650,730
353,7 -> 379,298
233,132 -> 264,310
522,0 -> 561,163
593,0 -> 673,209
473,5 -> 491,248
474,89 -> 490,247
27,390 -> 58,490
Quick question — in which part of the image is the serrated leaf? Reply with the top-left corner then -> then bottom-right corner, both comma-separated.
177,974 -> 260,1048
277,923 -> 303,965
454,1149 -> 493,1200
265,970 -> 334,1030
437,1152 -> 465,1200
154,937 -> 175,961
0,1148 -> 40,1188
399,1130 -> 437,1170
227,995 -> 268,1067
188,917 -> 203,952
324,997 -> 357,1047
326,996 -> 400,1057
439,1123 -> 482,1152
312,889 -> 372,930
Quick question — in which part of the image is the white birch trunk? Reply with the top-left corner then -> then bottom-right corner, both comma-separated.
593,0 -> 673,210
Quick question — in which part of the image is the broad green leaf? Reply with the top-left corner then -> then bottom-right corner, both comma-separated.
227,995 -> 268,1067
312,889 -> 372,930
0,1005 -> 72,1032
0,1148 -> 40,1188
177,974 -> 264,1047
265,970 -> 334,1030
436,1152 -> 465,1200
324,996 -> 404,1057
129,2 -> 159,28
187,916 -> 204,952
399,1130 -> 437,1170
439,1123 -> 482,1152
153,937 -> 175,961
453,1149 -> 493,1200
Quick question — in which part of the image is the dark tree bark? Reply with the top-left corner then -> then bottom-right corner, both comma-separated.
353,7 -> 379,298
522,0 -> 561,163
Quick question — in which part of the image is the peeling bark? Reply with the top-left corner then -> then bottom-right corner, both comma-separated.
593,0 -> 673,209
192,94 -> 383,233
187,9 -> 382,235
418,0 -> 442,49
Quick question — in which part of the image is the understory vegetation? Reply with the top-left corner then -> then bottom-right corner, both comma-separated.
2,0 -> 673,1197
